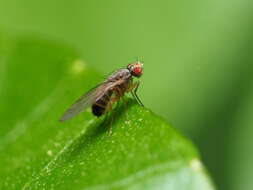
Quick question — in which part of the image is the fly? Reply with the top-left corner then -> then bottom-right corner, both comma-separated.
59,61 -> 144,122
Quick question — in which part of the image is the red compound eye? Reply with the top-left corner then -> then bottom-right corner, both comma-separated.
133,67 -> 142,76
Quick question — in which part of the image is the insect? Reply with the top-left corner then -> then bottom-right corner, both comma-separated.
60,61 -> 144,122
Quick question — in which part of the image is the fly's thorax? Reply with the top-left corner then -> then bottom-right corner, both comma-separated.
107,69 -> 131,82
92,69 -> 133,117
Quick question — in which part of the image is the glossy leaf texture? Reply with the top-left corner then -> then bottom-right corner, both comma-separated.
0,34 -> 215,190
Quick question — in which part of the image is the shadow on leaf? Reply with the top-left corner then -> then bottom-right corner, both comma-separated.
61,98 -> 136,163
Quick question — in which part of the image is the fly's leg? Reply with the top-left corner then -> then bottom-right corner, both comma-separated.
106,96 -> 119,135
104,99 -> 113,135
110,100 -> 122,135
113,85 -> 129,121
106,87 -> 124,135
114,86 -> 125,112
122,95 -> 130,120
105,96 -> 119,113
114,86 -> 124,98
109,112 -> 113,135
130,81 -> 144,106
103,112 -> 109,126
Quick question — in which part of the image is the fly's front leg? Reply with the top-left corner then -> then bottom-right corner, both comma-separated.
130,81 -> 144,106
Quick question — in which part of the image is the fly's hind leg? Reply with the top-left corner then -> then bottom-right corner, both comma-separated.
106,96 -> 119,135
120,95 -> 128,120
130,81 -> 144,106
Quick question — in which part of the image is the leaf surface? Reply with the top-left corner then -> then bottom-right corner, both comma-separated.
0,34 -> 214,190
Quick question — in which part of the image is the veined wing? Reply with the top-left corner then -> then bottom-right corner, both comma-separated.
60,82 -> 108,122
60,73 -> 128,122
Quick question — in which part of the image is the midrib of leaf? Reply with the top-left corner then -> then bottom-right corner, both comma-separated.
0,78 -> 67,151
21,119 -> 95,190
0,56 -> 7,96
0,34 -> 15,105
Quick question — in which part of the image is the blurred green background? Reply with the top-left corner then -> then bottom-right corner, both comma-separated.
0,0 -> 252,189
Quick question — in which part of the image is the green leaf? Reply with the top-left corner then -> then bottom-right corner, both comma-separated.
0,34 -> 215,190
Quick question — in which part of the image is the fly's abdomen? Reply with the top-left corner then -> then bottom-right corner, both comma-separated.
92,91 -> 112,117
92,100 -> 106,117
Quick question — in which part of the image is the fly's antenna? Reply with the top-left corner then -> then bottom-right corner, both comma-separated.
135,56 -> 144,64
136,56 -> 141,64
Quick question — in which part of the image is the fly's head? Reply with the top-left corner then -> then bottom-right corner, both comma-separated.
127,61 -> 143,78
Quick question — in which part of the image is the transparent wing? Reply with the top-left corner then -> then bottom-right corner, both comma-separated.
59,82 -> 109,122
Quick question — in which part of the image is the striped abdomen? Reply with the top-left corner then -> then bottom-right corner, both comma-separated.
92,90 -> 113,117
